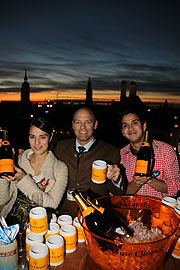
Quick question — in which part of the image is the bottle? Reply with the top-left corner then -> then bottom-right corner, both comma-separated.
85,195 -> 134,236
0,129 -> 14,177
72,190 -> 121,242
135,130 -> 153,177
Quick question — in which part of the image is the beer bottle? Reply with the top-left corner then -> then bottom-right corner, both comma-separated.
0,129 -> 14,177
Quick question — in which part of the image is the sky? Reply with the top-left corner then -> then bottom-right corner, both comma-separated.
0,0 -> 180,104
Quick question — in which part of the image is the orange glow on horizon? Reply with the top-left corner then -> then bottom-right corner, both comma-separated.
0,90 -> 179,105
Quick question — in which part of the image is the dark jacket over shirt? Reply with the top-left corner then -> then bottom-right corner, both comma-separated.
54,138 -> 127,197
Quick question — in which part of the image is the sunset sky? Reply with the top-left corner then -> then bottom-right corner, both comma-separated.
0,1 -> 179,105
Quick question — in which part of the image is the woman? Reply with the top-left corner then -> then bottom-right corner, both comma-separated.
0,117 -> 68,218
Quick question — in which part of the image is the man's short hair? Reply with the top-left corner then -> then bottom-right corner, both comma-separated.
118,106 -> 146,129
72,106 -> 96,122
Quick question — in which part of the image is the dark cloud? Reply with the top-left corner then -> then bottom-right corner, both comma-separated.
0,1 -> 179,102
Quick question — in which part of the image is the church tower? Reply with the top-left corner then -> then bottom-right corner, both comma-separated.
85,77 -> 93,107
21,69 -> 30,102
129,81 -> 137,97
120,80 -> 127,102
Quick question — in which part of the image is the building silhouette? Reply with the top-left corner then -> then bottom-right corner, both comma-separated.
85,77 -> 93,107
119,80 -> 146,113
120,80 -> 127,102
19,69 -> 32,118
21,69 -> 30,103
129,81 -> 137,97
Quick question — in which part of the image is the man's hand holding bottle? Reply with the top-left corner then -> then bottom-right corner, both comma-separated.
132,175 -> 152,188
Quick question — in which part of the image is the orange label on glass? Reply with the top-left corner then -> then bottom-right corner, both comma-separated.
63,234 -> 76,250
141,142 -> 150,147
29,256 -> 48,270
92,167 -> 107,182
135,160 -> 148,174
49,246 -> 64,264
172,239 -> 180,257
82,207 -> 94,217
30,216 -> 47,234
75,226 -> 85,241
0,159 -> 14,173
26,242 -> 31,260
98,207 -> 105,214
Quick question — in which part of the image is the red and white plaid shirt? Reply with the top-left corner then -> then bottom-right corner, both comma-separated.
120,140 -> 180,199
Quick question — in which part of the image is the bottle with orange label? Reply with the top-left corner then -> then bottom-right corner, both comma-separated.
72,189 -> 121,242
135,130 -> 153,177
85,195 -> 134,237
0,129 -> 14,177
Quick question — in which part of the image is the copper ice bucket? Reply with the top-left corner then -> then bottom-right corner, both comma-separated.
78,195 -> 180,270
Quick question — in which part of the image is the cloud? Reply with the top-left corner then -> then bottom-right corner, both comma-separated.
0,1 -> 179,102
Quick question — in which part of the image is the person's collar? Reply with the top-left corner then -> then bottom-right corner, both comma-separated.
129,139 -> 155,155
152,140 -> 157,148
123,144 -> 137,155
76,137 -> 96,152
26,149 -> 33,159
130,144 -> 139,155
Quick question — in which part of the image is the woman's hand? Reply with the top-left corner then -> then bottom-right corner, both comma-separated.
1,166 -> 26,182
107,164 -> 120,182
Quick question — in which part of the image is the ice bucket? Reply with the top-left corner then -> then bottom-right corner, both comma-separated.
78,195 -> 180,270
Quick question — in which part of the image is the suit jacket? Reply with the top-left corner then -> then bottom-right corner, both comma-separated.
54,138 -> 127,199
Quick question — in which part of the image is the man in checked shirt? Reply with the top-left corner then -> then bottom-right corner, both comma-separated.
117,107 -> 180,199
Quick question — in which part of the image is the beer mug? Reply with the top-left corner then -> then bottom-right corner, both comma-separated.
29,243 -> 49,270
58,214 -> 72,227
26,233 -> 44,261
60,225 -> 77,253
73,216 -> 85,243
29,207 -> 48,235
92,160 -> 107,184
45,222 -> 60,240
46,235 -> 64,266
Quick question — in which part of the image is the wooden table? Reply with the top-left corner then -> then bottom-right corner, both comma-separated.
51,242 -> 88,270
49,241 -> 180,270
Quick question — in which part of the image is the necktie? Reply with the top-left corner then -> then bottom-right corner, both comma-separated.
78,146 -> 85,155
77,146 -> 85,167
